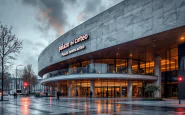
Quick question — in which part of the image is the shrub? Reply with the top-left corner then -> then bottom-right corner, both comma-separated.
35,92 -> 40,97
145,84 -> 160,98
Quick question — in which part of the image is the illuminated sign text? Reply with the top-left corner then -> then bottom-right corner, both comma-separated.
58,34 -> 89,57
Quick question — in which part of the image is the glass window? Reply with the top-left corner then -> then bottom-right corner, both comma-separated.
132,60 -> 138,74
170,48 -> 178,57
139,61 -> 145,75
132,81 -> 142,97
116,59 -> 128,73
82,61 -> 90,67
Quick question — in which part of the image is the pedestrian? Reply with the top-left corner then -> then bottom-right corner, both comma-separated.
117,92 -> 119,97
90,90 -> 93,98
76,90 -> 78,96
57,91 -> 60,101
13,92 -> 16,99
15,92 -> 17,98
14,92 -> 17,98
86,90 -> 88,98
106,91 -> 108,98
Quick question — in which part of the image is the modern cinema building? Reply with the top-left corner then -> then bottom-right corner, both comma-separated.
38,0 -> 185,99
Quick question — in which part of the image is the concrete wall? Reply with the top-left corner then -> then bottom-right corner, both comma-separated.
38,0 -> 185,74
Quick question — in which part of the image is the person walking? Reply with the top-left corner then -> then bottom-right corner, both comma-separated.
14,92 -> 17,98
86,90 -> 88,98
57,91 -> 60,101
90,90 -> 93,98
106,91 -> 108,98
13,92 -> 16,99
15,92 -> 17,98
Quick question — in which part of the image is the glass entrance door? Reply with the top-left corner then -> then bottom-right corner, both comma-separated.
95,87 -> 120,98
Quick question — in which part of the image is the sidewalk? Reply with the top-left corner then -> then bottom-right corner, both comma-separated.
115,99 -> 185,108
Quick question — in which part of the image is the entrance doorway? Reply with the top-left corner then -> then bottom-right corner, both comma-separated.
95,87 -> 120,97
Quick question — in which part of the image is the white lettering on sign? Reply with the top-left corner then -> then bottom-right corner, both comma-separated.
75,34 -> 88,44
61,45 -> 86,57
58,43 -> 70,52
58,34 -> 89,52
61,51 -> 69,56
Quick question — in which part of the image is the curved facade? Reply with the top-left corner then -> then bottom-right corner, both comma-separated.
38,0 -> 185,98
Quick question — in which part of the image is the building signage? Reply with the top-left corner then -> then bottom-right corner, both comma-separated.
58,34 -> 89,57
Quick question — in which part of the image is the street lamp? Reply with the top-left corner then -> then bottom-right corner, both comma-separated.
178,76 -> 183,104
16,64 -> 23,94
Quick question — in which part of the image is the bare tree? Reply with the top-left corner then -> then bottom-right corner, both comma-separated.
22,64 -> 37,94
0,23 -> 23,100
2,72 -> 11,92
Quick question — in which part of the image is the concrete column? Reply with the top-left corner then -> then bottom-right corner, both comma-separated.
128,59 -> 132,74
127,80 -> 132,99
90,59 -> 94,63
154,56 -> 161,98
90,80 -> 95,97
50,86 -> 55,96
120,86 -> 122,97
57,82 -> 60,91
90,59 -> 95,73
67,81 -> 72,97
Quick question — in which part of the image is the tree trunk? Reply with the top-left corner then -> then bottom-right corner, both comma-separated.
29,85 -> 30,94
1,58 -> 4,101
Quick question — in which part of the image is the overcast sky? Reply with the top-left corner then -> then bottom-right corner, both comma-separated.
0,0 -> 123,77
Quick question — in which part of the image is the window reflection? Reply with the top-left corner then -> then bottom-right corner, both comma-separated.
161,47 -> 178,98
46,58 -> 159,78
46,47 -> 178,83
56,79 -> 144,98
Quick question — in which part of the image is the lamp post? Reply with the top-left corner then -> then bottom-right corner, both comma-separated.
178,76 -> 183,104
16,64 -> 23,94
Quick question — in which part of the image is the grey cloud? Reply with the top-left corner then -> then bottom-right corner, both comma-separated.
77,0 -> 124,22
22,0 -> 77,36
77,0 -> 104,21
22,0 -> 37,6
84,0 -> 103,12
23,39 -> 46,49
35,24 -> 49,33
23,55 -> 38,74
23,39 -> 33,45
20,39 -> 47,74
35,42 -> 46,48
66,0 -> 77,4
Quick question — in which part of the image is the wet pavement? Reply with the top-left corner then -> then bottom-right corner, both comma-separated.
0,96 -> 185,115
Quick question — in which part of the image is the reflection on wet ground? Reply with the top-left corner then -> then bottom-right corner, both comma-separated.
0,96 -> 185,115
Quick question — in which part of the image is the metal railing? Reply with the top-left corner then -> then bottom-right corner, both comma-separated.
45,66 -> 155,78
46,67 -> 129,78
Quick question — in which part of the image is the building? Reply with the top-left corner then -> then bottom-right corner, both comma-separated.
38,0 -> 185,98
31,78 -> 49,94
